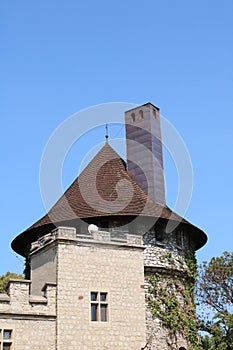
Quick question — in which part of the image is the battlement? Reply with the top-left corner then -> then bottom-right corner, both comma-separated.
30,226 -> 143,254
0,279 -> 56,319
29,226 -> 144,296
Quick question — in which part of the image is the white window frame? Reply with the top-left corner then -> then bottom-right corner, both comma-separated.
0,327 -> 14,350
90,291 -> 109,322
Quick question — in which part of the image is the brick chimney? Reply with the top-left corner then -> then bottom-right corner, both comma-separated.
125,103 -> 165,204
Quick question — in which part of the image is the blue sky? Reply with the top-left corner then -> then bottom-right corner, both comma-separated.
1,0 -> 233,275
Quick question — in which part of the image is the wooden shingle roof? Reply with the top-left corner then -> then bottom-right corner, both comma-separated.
11,143 -> 207,255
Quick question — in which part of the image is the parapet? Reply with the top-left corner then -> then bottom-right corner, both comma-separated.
0,279 -> 56,319
30,226 -> 144,255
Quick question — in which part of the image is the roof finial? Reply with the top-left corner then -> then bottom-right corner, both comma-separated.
105,123 -> 109,143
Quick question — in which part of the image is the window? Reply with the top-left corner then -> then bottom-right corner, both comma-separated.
139,110 -> 144,120
153,108 -> 157,119
3,345 -> 11,350
130,112 -> 135,123
0,328 -> 13,350
3,331 -> 11,340
90,291 -> 108,322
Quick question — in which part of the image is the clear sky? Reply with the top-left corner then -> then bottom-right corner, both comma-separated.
1,0 -> 233,275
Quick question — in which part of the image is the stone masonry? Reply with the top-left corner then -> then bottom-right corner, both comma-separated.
0,224 -> 199,350
0,279 -> 56,349
143,227 -> 196,350
0,226 -> 147,350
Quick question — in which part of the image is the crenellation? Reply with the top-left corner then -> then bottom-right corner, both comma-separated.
92,229 -> 110,241
52,226 -> 76,239
0,279 -> 56,317
30,228 -> 143,255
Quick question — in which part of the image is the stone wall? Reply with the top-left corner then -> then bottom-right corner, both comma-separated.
143,230 -> 196,350
54,227 -> 146,350
0,279 -> 56,349
16,226 -> 146,349
0,319 -> 55,350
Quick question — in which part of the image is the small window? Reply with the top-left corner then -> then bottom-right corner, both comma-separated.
153,108 -> 157,119
100,292 -> 107,302
139,110 -> 144,120
0,328 -> 13,350
91,292 -> 98,301
100,304 -> 107,321
3,331 -> 11,340
91,303 -> 98,321
90,291 -> 108,322
130,112 -> 135,123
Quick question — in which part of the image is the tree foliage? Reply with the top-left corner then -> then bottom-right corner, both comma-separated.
0,271 -> 24,294
196,251 -> 233,350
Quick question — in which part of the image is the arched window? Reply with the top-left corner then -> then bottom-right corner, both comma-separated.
153,108 -> 157,119
179,347 -> 186,350
139,110 -> 144,120
130,112 -> 135,123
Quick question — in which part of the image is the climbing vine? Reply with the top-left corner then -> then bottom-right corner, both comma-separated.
147,252 -> 200,348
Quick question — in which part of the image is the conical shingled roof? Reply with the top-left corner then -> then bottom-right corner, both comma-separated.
11,143 -> 207,255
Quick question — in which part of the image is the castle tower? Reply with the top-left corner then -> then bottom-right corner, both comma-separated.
30,227 -> 146,350
9,103 -> 207,350
125,103 -> 165,204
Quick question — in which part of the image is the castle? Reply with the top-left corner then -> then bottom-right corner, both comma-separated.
0,103 -> 207,350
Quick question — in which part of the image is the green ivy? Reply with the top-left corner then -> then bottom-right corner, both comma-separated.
184,252 -> 197,282
147,252 -> 199,348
